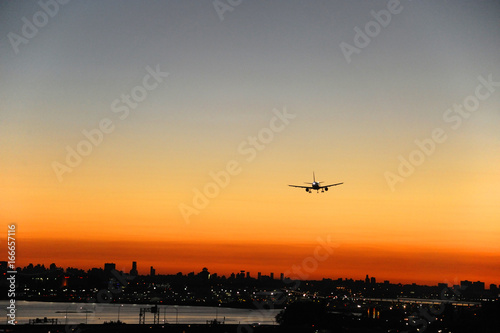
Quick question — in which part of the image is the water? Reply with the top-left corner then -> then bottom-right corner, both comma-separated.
1,301 -> 280,325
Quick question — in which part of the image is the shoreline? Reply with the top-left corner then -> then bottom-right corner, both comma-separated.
1,300 -> 280,326
0,298 -> 283,310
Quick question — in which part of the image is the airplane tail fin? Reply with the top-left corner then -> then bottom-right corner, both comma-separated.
314,171 -> 324,183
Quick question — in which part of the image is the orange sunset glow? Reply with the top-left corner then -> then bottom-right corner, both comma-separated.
2,1 -> 500,289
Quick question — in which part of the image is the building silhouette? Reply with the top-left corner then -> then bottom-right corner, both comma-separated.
130,261 -> 138,276
199,267 -> 210,280
473,281 -> 485,293
461,280 -> 473,290
104,263 -> 115,272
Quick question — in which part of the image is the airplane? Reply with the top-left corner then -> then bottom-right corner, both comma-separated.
289,172 -> 343,193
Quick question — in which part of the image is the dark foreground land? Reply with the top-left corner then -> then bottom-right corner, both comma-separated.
3,319 -> 500,333
0,324 -> 292,333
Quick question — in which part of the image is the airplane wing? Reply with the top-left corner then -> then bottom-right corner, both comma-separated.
288,185 -> 311,189
321,182 -> 343,188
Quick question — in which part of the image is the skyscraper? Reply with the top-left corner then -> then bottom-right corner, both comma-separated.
130,261 -> 138,276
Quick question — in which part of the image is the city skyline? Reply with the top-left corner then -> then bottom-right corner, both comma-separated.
6,259 -> 498,331
2,1 -> 500,289
12,255 -> 500,288
9,260 -> 500,291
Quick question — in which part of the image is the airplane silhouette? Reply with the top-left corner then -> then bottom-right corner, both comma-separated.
289,172 -> 343,193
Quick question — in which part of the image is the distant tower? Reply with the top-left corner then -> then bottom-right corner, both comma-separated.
258,272 -> 262,280
199,267 -> 210,280
270,272 -> 274,280
280,273 -> 284,281
150,266 -> 155,276
370,276 -> 376,284
130,261 -> 138,276
365,274 -> 370,284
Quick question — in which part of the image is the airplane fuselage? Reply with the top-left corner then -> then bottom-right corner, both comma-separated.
289,172 -> 342,193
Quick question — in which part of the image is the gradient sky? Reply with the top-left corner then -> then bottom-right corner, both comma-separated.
1,1 -> 499,286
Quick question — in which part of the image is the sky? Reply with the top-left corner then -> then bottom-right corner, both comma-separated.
1,0 -> 499,286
